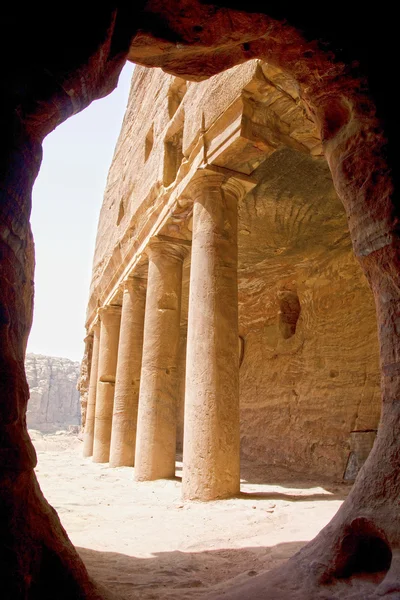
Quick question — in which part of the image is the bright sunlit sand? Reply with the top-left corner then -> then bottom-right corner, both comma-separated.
32,430 -> 348,599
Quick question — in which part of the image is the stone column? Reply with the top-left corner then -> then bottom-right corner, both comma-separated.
175,325 -> 188,454
79,331 -> 93,434
109,276 -> 146,467
82,323 -> 100,457
182,169 -> 252,501
135,238 -> 188,481
92,305 -> 121,463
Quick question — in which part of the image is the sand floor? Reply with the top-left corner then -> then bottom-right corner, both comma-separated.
31,430 -> 349,599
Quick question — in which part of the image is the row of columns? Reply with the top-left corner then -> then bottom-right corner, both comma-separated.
83,169 -> 252,500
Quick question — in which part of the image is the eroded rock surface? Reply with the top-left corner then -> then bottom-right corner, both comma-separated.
25,354 -> 81,432
238,148 -> 380,480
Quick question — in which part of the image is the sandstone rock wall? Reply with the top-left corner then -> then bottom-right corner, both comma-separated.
237,147 -> 380,480
25,354 -> 81,432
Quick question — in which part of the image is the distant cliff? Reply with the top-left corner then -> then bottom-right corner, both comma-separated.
25,353 -> 81,432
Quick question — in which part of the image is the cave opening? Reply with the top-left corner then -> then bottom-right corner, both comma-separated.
51,59 -> 379,597
333,519 -> 392,582
277,289 -> 301,340
2,5 -> 396,597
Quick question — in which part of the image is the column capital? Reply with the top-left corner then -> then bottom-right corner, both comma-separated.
97,304 -> 122,321
222,174 -> 255,202
84,331 -> 94,344
122,274 -> 147,294
89,320 -> 100,336
184,165 -> 256,202
146,235 -> 190,261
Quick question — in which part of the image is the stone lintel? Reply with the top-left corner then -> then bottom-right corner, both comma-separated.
205,99 -> 275,175
125,272 -> 148,283
156,234 -> 192,247
146,235 -> 190,261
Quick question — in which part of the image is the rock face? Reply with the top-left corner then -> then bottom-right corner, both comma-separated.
238,149 -> 380,480
25,354 -> 81,432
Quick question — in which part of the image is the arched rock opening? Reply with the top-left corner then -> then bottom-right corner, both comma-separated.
333,518 -> 392,581
1,3 -> 398,599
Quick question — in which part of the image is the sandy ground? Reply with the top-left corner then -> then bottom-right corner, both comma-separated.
31,430 -> 349,599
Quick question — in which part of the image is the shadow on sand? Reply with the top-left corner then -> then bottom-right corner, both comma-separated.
79,541 -> 306,600
174,458 -> 350,503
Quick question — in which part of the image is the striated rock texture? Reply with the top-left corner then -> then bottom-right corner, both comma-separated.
0,3 -> 400,599
25,354 -> 81,432
238,148 -> 380,480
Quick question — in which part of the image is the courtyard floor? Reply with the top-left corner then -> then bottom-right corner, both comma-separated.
31,430 -> 348,599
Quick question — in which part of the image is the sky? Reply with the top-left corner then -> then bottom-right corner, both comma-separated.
27,62 -> 135,362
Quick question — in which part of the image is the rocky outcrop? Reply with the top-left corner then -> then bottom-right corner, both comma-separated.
25,354 -> 81,432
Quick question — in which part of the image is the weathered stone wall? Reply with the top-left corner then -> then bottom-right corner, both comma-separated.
87,64 -> 380,480
25,354 -> 81,432
238,147 -> 380,479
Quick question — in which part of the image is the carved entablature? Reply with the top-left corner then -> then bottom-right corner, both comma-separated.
86,60 -> 323,329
